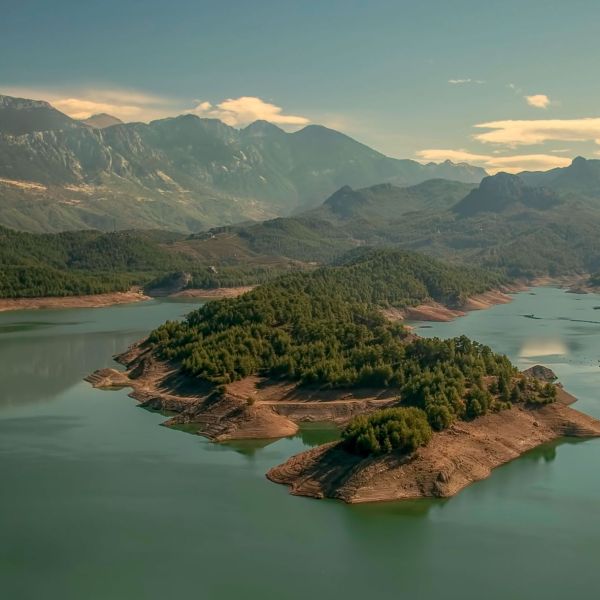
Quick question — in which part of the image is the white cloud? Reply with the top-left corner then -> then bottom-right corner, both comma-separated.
448,78 -> 484,85
474,117 -> 600,146
188,96 -> 309,128
525,94 -> 551,109
417,148 -> 572,174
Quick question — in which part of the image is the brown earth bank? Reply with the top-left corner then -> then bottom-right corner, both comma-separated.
85,340 -> 600,504
0,285 -> 254,313
85,344 -> 397,441
267,392 -> 600,503
382,284 -> 526,323
0,289 -> 149,313
531,274 -> 597,295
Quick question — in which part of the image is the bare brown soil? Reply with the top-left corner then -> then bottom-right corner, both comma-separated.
85,345 -> 397,441
85,339 -> 600,504
531,274 -> 598,294
0,289 -> 149,313
382,286 -> 523,323
267,391 -> 600,503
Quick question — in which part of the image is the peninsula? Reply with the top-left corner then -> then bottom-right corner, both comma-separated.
86,249 -> 600,503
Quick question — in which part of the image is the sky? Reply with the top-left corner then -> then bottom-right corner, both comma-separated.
2,0 -> 600,173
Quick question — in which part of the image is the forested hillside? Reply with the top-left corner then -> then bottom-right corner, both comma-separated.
148,248 -> 552,447
187,167 -> 600,277
0,225 -> 305,297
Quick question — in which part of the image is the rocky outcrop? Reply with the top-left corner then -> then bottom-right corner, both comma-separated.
523,365 -> 558,382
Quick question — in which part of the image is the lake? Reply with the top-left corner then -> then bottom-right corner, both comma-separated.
1,288 -> 600,599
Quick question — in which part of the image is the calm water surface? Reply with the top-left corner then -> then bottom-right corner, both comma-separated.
1,289 -> 600,599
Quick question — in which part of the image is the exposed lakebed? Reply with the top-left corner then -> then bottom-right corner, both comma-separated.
1,288 -> 600,599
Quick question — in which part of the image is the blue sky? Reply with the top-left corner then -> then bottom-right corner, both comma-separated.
2,0 -> 600,172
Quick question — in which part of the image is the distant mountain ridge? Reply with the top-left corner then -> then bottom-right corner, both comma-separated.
186,168 -> 600,277
80,113 -> 123,128
519,156 -> 600,197
0,94 -> 487,233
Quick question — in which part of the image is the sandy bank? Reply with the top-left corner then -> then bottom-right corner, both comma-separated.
0,290 -> 149,313
267,393 -> 600,503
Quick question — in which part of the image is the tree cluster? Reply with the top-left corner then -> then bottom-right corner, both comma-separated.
342,407 -> 432,457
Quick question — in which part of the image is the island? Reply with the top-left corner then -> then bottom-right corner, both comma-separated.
86,249 -> 600,503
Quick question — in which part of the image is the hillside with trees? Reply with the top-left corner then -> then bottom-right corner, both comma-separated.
146,249 -> 554,455
0,225 -> 305,298
185,166 -> 600,277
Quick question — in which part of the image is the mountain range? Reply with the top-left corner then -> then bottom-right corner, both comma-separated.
0,94 -> 486,233
186,166 -> 600,277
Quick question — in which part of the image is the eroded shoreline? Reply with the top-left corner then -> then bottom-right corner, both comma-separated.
0,290 -> 150,312
82,283 -> 600,504
85,336 -> 600,504
0,286 -> 253,313
266,395 -> 600,503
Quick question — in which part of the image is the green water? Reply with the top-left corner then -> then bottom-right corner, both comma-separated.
1,289 -> 600,599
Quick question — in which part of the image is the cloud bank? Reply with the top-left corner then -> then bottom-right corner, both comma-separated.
474,117 -> 600,146
1,86 -> 311,131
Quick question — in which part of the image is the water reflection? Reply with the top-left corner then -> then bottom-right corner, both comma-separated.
0,331 -> 139,409
519,337 -> 567,358
519,437 -> 588,464
222,422 -> 341,458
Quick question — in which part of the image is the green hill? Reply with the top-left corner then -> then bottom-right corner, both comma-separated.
0,225 -> 307,298
148,248 -> 549,438
185,170 -> 600,277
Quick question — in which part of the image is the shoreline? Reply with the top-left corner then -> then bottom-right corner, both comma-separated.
86,346 -> 398,442
1,276 -> 596,316
0,286 -> 254,313
267,398 -> 600,503
382,285 -> 526,323
0,290 -> 150,313
85,337 -> 600,504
